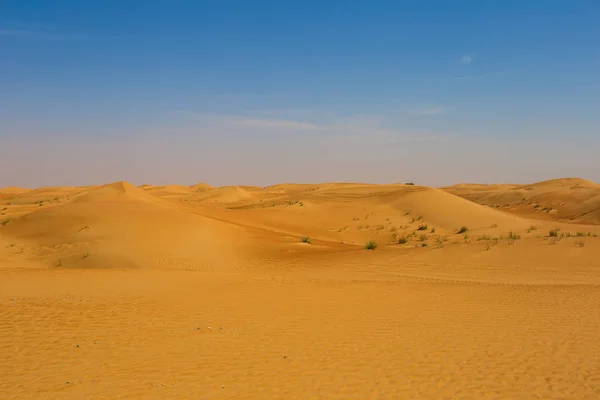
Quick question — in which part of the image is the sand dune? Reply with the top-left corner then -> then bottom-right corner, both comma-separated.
2,179 -> 600,399
443,177 -> 600,224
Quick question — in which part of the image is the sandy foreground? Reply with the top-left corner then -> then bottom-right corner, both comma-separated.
1,180 -> 600,399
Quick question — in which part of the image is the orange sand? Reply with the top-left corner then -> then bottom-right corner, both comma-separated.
1,180 -> 599,399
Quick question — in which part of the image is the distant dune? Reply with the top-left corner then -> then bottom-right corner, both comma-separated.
443,177 -> 600,224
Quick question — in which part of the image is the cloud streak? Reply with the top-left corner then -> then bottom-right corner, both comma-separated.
405,107 -> 448,116
460,54 -> 472,65
0,27 -> 85,40
231,118 -> 318,130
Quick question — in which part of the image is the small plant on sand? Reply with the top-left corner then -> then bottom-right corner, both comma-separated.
457,226 -> 468,234
398,236 -> 408,244
389,226 -> 397,232
507,231 -> 521,240
528,225 -> 537,233
435,236 -> 444,248
575,232 -> 586,237
419,234 -> 428,242
490,223 -> 498,228
364,240 -> 378,250
430,227 -> 436,233
549,228 -> 561,237
82,252 -> 90,259
0,219 -> 10,227
375,224 -> 385,230
421,242 -> 428,247
507,231 -> 521,245
417,224 -> 428,231
477,234 -> 492,241
301,237 -> 311,244
574,240 -> 585,248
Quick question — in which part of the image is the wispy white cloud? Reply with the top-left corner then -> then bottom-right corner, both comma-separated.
231,118 -> 318,130
460,54 -> 472,65
0,27 -> 85,40
166,110 -> 447,144
405,106 -> 448,116
454,75 -> 484,81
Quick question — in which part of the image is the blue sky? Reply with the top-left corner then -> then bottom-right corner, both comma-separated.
1,0 -> 599,187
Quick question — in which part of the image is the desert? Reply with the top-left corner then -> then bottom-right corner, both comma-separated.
1,179 -> 599,399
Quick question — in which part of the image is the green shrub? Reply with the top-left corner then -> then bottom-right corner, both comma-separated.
301,237 -> 311,244
364,241 -> 378,250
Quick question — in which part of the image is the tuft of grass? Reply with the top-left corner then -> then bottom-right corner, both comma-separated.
575,232 -> 586,237
430,227 -> 436,233
364,240 -> 378,250
528,225 -> 537,233
0,219 -> 11,227
549,228 -> 561,237
575,240 -> 585,248
477,234 -> 492,241
82,252 -> 90,259
457,226 -> 468,234
301,237 -> 311,244
375,224 -> 385,230
419,234 -> 428,242
507,231 -> 521,240
421,242 -> 428,247
389,226 -> 397,232
434,236 -> 444,248
398,236 -> 408,244
417,224 -> 428,231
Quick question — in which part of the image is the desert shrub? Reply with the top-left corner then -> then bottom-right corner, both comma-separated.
477,234 -> 492,241
417,224 -> 428,231
398,236 -> 408,244
364,240 -> 378,250
549,228 -> 560,237
457,226 -> 468,234
528,225 -> 537,232
507,231 -> 521,240
301,237 -> 311,244
430,227 -> 436,233
419,234 -> 428,242
405,182 -> 415,185
575,240 -> 585,248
